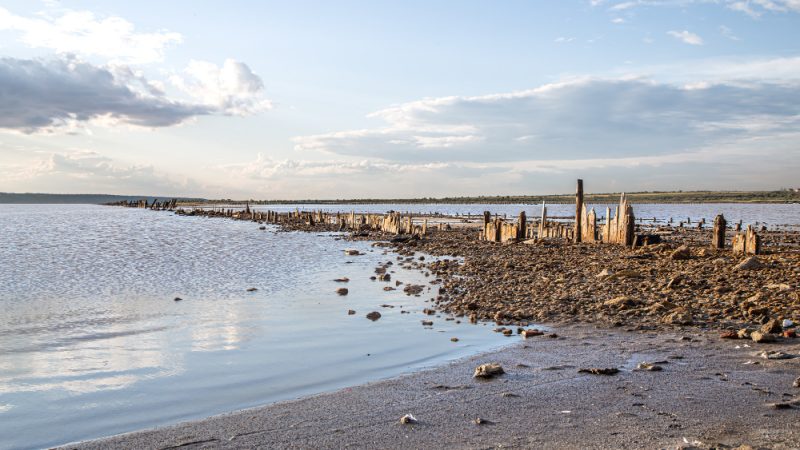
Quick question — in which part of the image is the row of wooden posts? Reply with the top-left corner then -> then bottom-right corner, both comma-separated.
481,179 -> 760,254
106,198 -> 178,210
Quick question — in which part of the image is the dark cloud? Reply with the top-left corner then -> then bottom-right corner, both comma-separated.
0,56 -> 264,133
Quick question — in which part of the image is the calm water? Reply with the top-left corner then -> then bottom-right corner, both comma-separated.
0,205 -> 511,450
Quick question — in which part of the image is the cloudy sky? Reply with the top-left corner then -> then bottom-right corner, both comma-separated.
1,0 -> 798,198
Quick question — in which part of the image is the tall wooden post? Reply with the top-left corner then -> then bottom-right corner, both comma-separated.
574,179 -> 583,243
518,211 -> 526,240
711,214 -> 726,249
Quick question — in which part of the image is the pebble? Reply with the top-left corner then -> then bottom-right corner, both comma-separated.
366,311 -> 381,321
336,288 -> 349,296
399,414 -> 417,424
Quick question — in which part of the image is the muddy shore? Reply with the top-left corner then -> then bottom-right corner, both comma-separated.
64,324 -> 800,449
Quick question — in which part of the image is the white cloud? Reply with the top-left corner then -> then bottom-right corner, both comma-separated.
293,73 -> 800,166
0,56 -> 269,134
0,7 -> 181,64
170,59 -> 272,116
1,150 -> 205,195
719,25 -> 740,40
667,30 -> 704,45
554,36 -> 575,43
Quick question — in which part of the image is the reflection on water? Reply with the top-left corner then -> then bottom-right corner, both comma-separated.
0,205 -> 511,450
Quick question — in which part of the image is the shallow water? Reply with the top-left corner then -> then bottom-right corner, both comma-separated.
0,205 -> 511,450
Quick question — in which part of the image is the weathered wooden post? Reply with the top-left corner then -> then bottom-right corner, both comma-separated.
574,179 -> 583,243
711,214 -> 726,249
517,211 -> 526,240
538,202 -> 547,238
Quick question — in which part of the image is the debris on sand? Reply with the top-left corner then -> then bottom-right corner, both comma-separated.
578,368 -> 620,376
399,414 -> 417,424
473,363 -> 505,379
635,362 -> 663,371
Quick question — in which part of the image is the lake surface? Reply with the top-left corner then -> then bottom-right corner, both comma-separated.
1,202 -> 798,449
0,205 -> 511,450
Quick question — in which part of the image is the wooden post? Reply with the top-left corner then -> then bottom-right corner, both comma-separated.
538,202 -> 547,238
574,179 -> 583,243
518,211 -> 526,240
711,214 -> 726,249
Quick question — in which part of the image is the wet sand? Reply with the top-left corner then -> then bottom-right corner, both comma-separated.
64,324 -> 800,449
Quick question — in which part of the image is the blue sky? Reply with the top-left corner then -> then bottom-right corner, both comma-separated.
0,0 -> 798,198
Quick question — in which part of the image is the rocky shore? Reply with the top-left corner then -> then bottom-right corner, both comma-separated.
279,218 -> 800,343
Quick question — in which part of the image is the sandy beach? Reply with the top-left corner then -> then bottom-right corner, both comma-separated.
64,323 -> 799,449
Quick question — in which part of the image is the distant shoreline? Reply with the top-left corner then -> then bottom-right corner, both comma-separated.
2,190 -> 798,205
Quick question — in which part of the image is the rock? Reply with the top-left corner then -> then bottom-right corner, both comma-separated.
720,330 -> 738,339
785,329 -> 797,338
473,417 -> 492,425
735,256 -> 764,271
737,329 -> 751,339
336,288 -> 349,296
502,329 -> 513,336
383,286 -> 395,291
769,402 -> 794,410
794,377 -> 800,388
750,331 -> 775,343
258,226 -> 266,230
333,277 -> 350,283
578,367 -> 619,375
635,362 -> 663,371
450,337 -> 459,342
596,269 -> 613,278
661,308 -> 694,325
345,249 -> 363,256
670,245 -> 691,260
366,311 -> 381,321
473,363 -> 505,379
604,296 -> 639,309
403,284 -> 425,295
347,309 -> 356,315
173,297 -> 183,302
399,414 -> 417,424
378,273 -> 391,282
246,287 -> 258,292
421,320 -> 433,326
783,319 -> 795,329
759,350 -> 795,360
521,329 -> 544,338
760,318 -> 782,334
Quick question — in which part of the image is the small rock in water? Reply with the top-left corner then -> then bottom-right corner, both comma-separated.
473,363 -> 504,379
399,414 -> 417,424
450,337 -> 459,342
258,226 -> 266,230
347,309 -> 356,315
378,273 -> 391,282
173,297 -> 183,302
336,288 -> 349,296
383,286 -> 395,291
421,320 -> 433,326
578,367 -> 620,376
521,329 -> 544,338
366,311 -> 381,321
333,277 -> 350,283
246,287 -> 258,292
344,249 -> 363,256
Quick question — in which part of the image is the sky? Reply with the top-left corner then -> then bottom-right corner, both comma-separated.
0,0 -> 799,199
